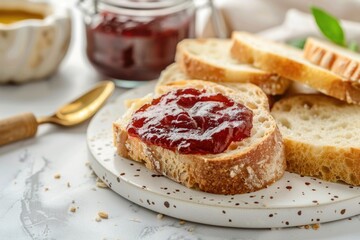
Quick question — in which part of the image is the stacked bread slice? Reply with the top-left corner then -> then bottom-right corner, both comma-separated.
304,37 -> 360,82
230,31 -> 360,186
158,39 -> 290,96
231,32 -> 360,104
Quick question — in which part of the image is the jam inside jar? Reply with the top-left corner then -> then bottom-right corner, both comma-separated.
79,0 -> 195,85
127,88 -> 254,155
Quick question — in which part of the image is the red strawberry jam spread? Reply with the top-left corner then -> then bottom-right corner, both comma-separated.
127,88 -> 253,154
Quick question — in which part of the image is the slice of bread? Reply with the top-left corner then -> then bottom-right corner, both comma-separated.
231,32 -> 360,104
157,63 -> 189,88
156,63 -> 270,110
113,80 -> 286,194
304,37 -> 360,82
271,94 -> 360,185
175,38 -> 290,95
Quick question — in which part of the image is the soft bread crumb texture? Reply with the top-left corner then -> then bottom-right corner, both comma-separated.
113,80 -> 286,194
272,94 -> 360,185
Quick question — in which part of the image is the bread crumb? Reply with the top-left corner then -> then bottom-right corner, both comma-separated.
304,225 -> 310,229
157,213 -> 164,220
96,178 -> 108,188
96,181 -> 108,188
67,182 -> 71,188
98,211 -> 108,219
95,217 -> 102,222
312,223 -> 320,230
179,220 -> 186,225
70,207 -> 76,213
54,174 -> 61,179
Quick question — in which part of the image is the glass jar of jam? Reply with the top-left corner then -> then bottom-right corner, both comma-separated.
78,0 -> 196,87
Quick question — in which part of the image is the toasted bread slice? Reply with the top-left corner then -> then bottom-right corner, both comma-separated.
231,32 -> 360,104
156,63 -> 270,110
304,37 -> 360,82
175,38 -> 290,95
113,80 -> 286,194
271,94 -> 360,185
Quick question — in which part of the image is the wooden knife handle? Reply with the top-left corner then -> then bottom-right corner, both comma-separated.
0,113 -> 38,146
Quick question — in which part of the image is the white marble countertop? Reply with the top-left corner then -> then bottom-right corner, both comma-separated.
1,4 -> 360,240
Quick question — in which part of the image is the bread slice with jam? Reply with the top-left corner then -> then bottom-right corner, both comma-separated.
176,38 -> 290,95
113,80 -> 286,194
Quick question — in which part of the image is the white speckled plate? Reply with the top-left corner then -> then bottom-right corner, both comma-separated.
87,81 -> 360,228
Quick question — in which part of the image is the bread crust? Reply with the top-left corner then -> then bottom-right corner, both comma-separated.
304,38 -> 360,83
284,138 -> 360,185
271,94 -> 360,186
176,38 -> 290,95
113,80 -> 286,194
231,32 -> 360,104
114,125 -> 285,195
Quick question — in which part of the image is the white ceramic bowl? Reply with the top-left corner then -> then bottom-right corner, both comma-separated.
0,1 -> 71,84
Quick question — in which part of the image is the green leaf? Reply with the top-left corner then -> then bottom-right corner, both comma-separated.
311,6 -> 346,46
287,38 -> 306,49
348,41 -> 359,52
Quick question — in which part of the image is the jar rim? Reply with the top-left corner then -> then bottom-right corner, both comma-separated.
79,0 -> 195,17
100,0 -> 191,10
